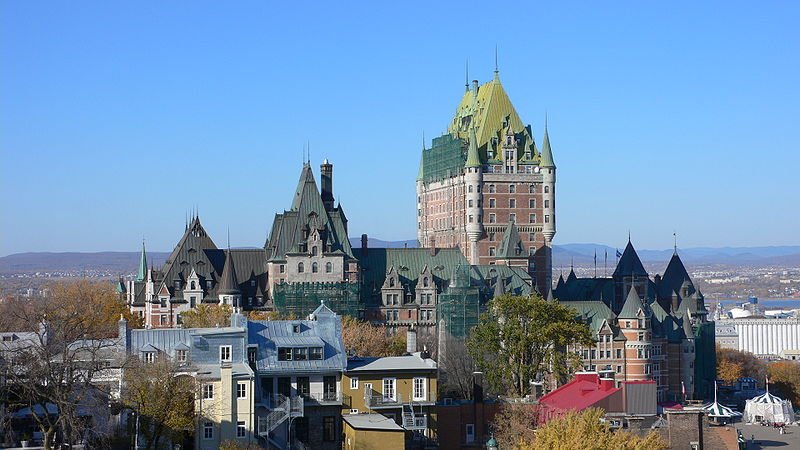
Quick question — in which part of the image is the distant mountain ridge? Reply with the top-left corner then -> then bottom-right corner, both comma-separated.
1,243 -> 798,275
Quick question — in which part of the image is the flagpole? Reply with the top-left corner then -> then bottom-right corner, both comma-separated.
604,249 -> 607,277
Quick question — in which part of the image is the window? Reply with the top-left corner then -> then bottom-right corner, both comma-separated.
294,347 -> 308,361
468,199 -> 473,207
311,246 -> 318,256
310,347 -> 323,360
298,262 -> 304,273
638,332 -> 644,341
509,184 -> 516,193
349,409 -> 359,414
413,377 -> 427,401
144,352 -> 155,364
206,280 -> 213,289
204,421 -> 213,440
489,214 -> 496,223
509,198 -> 516,208
312,262 -> 318,273
545,215 -> 550,223
297,377 -> 310,398
325,262 -> 332,273
350,377 -> 359,390
529,198 -> 536,208
323,416 -> 336,442
220,345 -> 232,363
236,420 -> 246,438
544,186 -> 550,193
544,199 -> 550,208
529,214 -> 536,223
466,423 -> 475,444
617,365 -> 623,373
279,264 -> 285,274
489,232 -> 496,241
468,215 -> 473,223
382,378 -> 396,401
489,247 -> 496,256
488,184 -> 496,193
509,213 -> 516,223
176,349 -> 187,363
489,198 -> 496,208
237,382 -> 247,399
190,296 -> 196,308
616,349 -> 622,359
203,384 -> 214,399
190,281 -> 196,290
529,184 -> 536,193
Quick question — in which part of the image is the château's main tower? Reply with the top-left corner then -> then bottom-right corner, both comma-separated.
416,69 -> 556,294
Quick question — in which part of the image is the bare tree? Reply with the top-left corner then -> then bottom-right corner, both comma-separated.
1,281 -> 126,449
438,333 -> 477,400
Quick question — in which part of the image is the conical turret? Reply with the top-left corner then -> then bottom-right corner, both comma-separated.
136,240 -> 147,282
465,126 -> 481,168
540,124 -> 555,168
218,250 -> 240,295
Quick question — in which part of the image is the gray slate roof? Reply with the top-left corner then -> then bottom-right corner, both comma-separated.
343,414 -> 404,431
347,353 -> 437,372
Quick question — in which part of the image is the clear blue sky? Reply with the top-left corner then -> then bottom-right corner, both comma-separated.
2,1 -> 798,256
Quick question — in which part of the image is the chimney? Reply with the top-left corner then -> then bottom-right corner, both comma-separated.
429,236 -> 436,256
361,234 -> 368,256
406,326 -> 417,354
118,315 -> 130,349
473,371 -> 484,403
471,79 -> 479,97
320,159 -> 334,211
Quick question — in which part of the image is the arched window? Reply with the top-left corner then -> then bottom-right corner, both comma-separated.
190,281 -> 196,290
544,186 -> 550,193
312,262 -> 318,273
325,262 -> 332,273
488,184 -> 496,193
389,278 -> 395,287
298,262 -> 305,273
423,277 -> 429,287
529,184 -> 535,193
311,246 -> 318,256
509,184 -> 516,193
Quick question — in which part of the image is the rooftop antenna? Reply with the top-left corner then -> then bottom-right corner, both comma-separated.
465,58 -> 470,92
307,140 -> 311,164
673,231 -> 678,255
227,226 -> 230,249
494,45 -> 499,79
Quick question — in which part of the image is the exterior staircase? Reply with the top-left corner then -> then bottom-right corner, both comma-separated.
258,394 -> 305,437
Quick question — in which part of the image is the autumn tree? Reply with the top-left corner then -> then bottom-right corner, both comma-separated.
122,355 -> 197,450
716,346 -> 767,385
341,316 -> 406,357
491,402 -> 540,448
180,304 -> 233,328
529,408 -> 667,450
768,360 -> 800,405
467,294 -> 594,398
0,280 -> 131,449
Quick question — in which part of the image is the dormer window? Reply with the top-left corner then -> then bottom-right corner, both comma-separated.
176,349 -> 187,363
251,280 -> 256,287
293,324 -> 301,333
174,280 -> 181,290
143,352 -> 155,364
191,281 -> 196,290
312,246 -> 318,256
206,280 -> 212,290
220,345 -> 232,363
423,277 -> 429,287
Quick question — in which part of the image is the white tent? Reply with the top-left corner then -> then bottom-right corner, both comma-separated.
743,391 -> 795,424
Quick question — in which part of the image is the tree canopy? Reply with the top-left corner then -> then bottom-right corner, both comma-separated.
529,408 -> 667,450
768,360 -> 800,405
716,345 -> 767,386
341,316 -> 406,357
467,294 -> 593,397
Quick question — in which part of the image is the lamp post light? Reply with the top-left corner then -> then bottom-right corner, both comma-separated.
486,435 -> 498,450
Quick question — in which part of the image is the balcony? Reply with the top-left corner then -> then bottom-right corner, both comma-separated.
303,391 -> 351,407
365,392 -> 403,408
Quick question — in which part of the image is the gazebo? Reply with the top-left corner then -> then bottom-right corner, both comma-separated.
743,389 -> 795,424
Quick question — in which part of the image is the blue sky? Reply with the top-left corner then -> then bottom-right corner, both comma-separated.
1,1 -> 798,256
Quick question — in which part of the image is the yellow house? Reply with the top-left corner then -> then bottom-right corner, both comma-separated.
342,352 -> 437,445
343,414 -> 405,450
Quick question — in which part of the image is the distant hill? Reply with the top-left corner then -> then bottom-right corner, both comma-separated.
1,243 -> 798,275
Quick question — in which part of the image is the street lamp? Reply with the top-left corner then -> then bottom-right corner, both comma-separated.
486,435 -> 498,450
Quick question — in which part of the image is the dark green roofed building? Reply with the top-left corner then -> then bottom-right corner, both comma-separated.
552,239 -> 715,403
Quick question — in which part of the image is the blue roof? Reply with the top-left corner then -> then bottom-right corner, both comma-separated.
247,308 -> 346,374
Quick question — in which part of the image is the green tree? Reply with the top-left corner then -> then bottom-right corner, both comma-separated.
530,408 -> 667,450
122,355 -> 197,450
467,294 -> 594,398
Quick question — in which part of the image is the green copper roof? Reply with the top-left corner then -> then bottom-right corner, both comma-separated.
465,127 -> 481,168
558,300 -> 615,335
540,125 -> 555,168
496,221 -> 526,258
136,241 -> 147,282
618,287 -> 647,319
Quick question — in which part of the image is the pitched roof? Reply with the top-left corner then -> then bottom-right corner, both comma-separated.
559,300 -> 616,335
659,252 -> 694,298
613,241 -> 648,278
539,372 -> 621,413
465,126 -> 481,168
497,222 -> 526,258
358,248 -> 468,300
265,164 -> 354,260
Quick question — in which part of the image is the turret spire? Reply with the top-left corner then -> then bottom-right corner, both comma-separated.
465,126 -> 481,168
494,45 -> 499,80
465,59 -> 470,92
136,239 -> 147,282
540,119 -> 555,168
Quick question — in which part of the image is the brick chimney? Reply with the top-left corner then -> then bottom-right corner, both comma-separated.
361,234 -> 368,256
429,236 -> 436,256
320,159 -> 334,211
